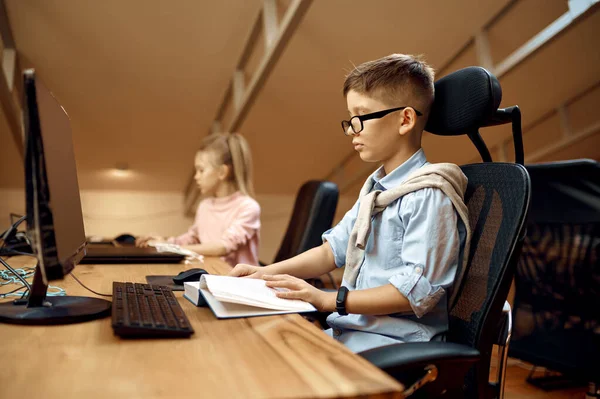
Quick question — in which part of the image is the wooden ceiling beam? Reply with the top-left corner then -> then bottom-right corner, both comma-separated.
495,0 -> 599,78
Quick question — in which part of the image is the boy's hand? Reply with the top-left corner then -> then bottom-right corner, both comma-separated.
263,274 -> 335,312
229,264 -> 265,279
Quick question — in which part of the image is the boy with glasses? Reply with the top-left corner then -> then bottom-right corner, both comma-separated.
230,54 -> 471,353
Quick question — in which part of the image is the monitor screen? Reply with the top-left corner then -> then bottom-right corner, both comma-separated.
23,69 -> 86,281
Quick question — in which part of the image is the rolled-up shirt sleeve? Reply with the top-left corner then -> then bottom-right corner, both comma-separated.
389,188 -> 460,318
322,200 -> 360,268
220,201 -> 261,253
167,226 -> 200,246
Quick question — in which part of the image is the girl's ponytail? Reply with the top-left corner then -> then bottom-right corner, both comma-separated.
226,133 -> 255,197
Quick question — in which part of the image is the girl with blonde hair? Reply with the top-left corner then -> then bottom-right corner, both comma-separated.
137,133 -> 260,266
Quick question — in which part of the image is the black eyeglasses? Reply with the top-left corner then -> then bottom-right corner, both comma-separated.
341,106 -> 423,136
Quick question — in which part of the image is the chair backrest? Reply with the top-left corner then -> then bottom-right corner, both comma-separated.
425,67 -> 531,398
273,180 -> 339,263
509,159 -> 600,381
449,163 -> 530,397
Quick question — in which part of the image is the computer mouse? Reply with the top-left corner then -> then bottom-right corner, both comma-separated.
173,268 -> 209,285
114,234 -> 136,245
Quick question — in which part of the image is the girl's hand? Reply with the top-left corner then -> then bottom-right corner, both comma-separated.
135,236 -> 164,248
263,274 -> 335,312
229,264 -> 265,279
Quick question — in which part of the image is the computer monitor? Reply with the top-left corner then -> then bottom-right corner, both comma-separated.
0,69 -> 111,325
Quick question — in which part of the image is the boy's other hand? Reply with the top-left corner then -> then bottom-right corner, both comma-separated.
229,264 -> 265,279
135,236 -> 164,248
263,274 -> 335,312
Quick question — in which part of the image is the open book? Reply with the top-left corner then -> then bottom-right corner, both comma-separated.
184,274 -> 316,319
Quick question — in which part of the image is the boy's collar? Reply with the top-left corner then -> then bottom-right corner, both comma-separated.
371,148 -> 428,190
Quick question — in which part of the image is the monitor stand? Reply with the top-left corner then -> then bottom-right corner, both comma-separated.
0,263 -> 111,325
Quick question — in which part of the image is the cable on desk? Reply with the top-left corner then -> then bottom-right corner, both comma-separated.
0,257 -> 32,292
1,215 -> 27,250
0,249 -> 35,257
0,257 -> 66,298
0,285 -> 27,298
70,273 -> 111,297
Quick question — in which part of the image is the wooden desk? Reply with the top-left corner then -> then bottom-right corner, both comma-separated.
0,256 -> 404,398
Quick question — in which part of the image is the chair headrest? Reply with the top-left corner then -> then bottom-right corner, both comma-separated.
425,67 -> 502,136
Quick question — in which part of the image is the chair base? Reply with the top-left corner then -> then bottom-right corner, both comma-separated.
586,382 -> 599,399
527,373 -> 588,391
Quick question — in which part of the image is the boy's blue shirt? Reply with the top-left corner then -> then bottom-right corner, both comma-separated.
322,148 -> 467,353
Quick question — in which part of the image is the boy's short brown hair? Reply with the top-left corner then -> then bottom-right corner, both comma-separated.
343,54 -> 435,115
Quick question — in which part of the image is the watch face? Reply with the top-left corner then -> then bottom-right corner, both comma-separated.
336,287 -> 348,315
336,286 -> 348,312
336,287 -> 347,303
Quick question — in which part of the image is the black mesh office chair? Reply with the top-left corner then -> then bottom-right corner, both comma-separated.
359,67 -> 531,399
509,160 -> 600,395
265,180 -> 339,264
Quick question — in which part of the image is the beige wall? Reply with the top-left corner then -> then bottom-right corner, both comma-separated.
256,193 -> 357,263
255,194 -> 295,263
0,188 -> 356,263
0,187 -> 191,239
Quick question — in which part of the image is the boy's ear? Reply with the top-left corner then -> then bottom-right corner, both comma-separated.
398,108 -> 417,136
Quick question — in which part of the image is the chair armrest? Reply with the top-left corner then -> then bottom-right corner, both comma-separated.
359,342 -> 480,396
495,301 -> 512,346
360,341 -> 480,370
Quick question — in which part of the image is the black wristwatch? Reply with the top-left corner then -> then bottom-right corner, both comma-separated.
335,286 -> 349,316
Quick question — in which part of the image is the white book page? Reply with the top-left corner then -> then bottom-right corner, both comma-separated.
201,275 -> 315,311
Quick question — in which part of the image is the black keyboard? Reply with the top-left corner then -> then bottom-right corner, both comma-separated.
111,282 -> 194,338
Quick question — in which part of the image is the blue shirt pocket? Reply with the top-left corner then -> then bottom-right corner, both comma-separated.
379,218 -> 404,270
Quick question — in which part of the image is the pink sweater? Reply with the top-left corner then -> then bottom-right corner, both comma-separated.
168,192 -> 261,267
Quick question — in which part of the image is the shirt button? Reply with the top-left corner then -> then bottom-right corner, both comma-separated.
333,328 -> 342,337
